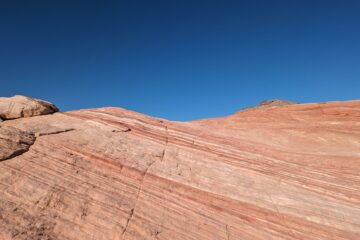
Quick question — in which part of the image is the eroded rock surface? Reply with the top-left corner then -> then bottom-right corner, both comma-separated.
0,126 -> 35,161
0,99 -> 360,239
0,95 -> 59,120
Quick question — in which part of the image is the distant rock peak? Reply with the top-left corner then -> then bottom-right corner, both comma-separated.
237,99 -> 297,113
258,99 -> 297,106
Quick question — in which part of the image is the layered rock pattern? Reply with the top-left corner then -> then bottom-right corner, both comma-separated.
0,99 -> 360,239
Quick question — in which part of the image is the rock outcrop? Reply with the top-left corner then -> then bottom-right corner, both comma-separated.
0,98 -> 360,239
0,95 -> 59,120
238,99 -> 297,112
0,126 -> 35,161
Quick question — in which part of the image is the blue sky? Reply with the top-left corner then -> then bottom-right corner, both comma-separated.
1,0 -> 359,121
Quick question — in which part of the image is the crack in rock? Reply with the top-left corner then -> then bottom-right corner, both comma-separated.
112,127 -> 131,133
121,159 -> 157,239
121,124 -> 169,239
34,128 -> 75,137
160,124 -> 169,162
121,208 -> 134,238
225,224 -> 230,240
265,192 -> 296,237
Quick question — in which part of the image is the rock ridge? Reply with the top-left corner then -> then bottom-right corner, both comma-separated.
0,97 -> 360,239
237,99 -> 297,113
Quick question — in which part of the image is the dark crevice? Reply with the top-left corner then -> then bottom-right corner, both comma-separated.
35,128 -> 75,137
2,143 -> 35,161
112,128 -> 131,133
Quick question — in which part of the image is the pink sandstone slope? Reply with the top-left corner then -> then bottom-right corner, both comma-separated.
1,99 -> 360,240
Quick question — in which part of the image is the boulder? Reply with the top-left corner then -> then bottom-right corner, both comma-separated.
0,95 -> 59,120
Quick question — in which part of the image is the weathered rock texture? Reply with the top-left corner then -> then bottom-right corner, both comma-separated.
0,95 -> 59,120
0,126 -> 36,161
0,99 -> 360,239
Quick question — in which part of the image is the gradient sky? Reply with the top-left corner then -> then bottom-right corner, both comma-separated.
1,1 -> 359,121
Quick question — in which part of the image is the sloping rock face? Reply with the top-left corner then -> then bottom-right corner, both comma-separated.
0,95 -> 59,120
0,99 -> 360,239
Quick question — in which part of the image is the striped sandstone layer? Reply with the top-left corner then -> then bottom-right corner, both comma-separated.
1,99 -> 360,239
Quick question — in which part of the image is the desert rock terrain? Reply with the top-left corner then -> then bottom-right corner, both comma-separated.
0,96 -> 360,239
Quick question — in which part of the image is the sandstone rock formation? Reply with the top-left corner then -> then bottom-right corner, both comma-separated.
238,99 -> 297,112
0,98 -> 360,239
0,95 -> 59,120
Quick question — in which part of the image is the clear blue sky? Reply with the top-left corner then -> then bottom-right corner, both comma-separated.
1,1 -> 359,121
